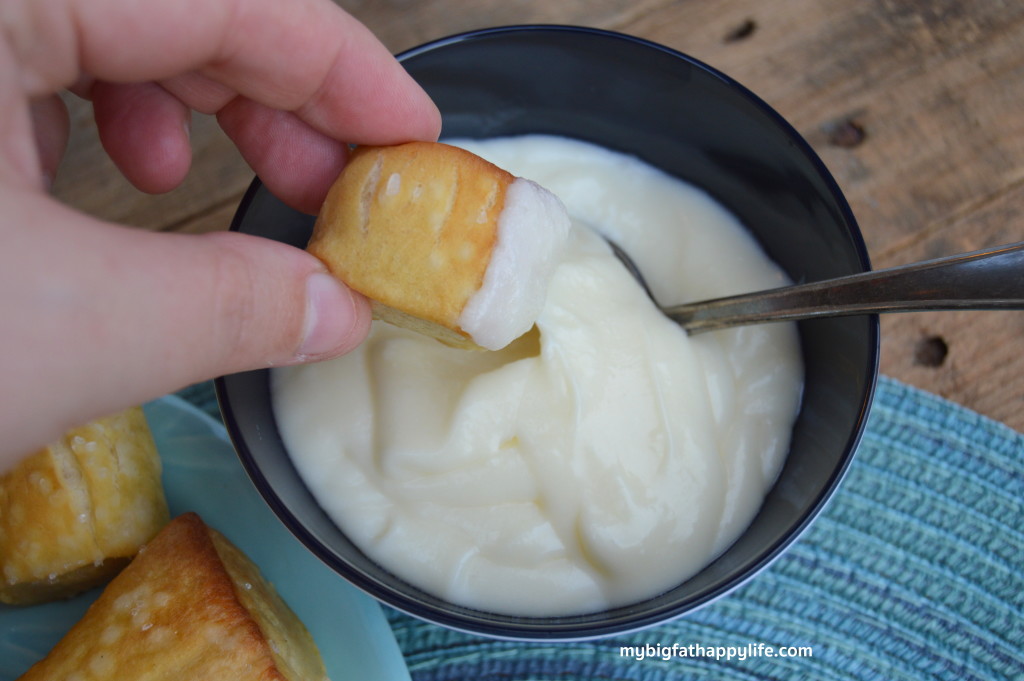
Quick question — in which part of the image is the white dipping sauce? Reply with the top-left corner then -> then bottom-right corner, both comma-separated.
272,135 -> 804,616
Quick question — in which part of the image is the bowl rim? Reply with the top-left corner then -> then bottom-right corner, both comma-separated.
216,24 -> 881,641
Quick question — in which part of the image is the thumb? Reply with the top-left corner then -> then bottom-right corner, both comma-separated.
1,190 -> 370,459
162,229 -> 373,370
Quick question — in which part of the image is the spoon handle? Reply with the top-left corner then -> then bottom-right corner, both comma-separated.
666,241 -> 1024,333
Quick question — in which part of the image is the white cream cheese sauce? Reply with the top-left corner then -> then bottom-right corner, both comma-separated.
272,135 -> 804,616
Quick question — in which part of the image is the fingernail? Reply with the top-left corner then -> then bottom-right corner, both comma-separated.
298,271 -> 357,359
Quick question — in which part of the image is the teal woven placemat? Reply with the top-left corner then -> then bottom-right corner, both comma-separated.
185,376 -> 1023,680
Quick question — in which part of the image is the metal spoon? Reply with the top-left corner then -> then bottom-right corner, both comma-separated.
606,240 -> 1024,334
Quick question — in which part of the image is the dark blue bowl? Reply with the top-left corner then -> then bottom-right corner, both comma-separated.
217,25 -> 879,640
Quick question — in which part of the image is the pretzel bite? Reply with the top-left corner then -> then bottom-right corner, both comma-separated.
0,407 -> 169,605
16,513 -> 327,681
308,141 -> 571,350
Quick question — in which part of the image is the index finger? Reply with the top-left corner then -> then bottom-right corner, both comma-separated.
12,0 -> 440,144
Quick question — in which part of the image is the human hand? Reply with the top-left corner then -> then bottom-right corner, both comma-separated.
0,0 -> 441,466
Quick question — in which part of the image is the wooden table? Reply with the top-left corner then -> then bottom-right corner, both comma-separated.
52,0 -> 1024,432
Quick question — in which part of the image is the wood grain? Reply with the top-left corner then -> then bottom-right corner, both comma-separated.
49,1 -> 1024,431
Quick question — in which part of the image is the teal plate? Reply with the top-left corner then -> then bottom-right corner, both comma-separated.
0,395 -> 411,681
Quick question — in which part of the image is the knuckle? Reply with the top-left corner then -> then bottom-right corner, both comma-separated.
204,233 -> 266,368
